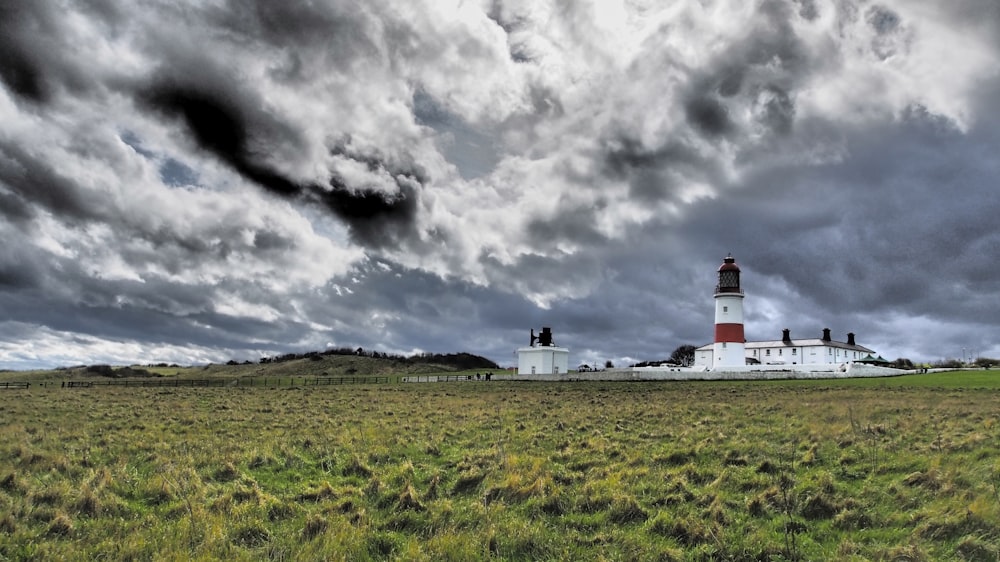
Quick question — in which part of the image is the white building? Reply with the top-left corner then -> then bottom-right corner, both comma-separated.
695,327 -> 876,368
517,327 -> 570,375
694,255 -> 877,369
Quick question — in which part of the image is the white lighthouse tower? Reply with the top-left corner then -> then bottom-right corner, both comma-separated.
712,254 -> 746,368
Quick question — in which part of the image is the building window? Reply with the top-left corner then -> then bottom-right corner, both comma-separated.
792,349 -> 797,355
531,366 -> 536,374
753,350 -> 757,357
723,306 -> 728,313
779,349 -> 783,356
554,365 -> 560,373
722,342 -> 727,349
766,350 -> 771,356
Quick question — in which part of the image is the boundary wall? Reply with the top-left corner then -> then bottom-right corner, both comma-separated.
483,362 -> 919,382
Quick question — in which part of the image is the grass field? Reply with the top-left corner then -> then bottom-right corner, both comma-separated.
0,371 -> 998,560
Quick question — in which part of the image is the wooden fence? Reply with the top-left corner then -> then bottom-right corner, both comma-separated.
55,376 -> 394,389
3,373 -> 505,390
0,381 -> 30,389
403,374 -> 497,383
308,376 -> 392,385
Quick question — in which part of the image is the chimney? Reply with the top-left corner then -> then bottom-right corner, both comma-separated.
539,327 -> 553,346
847,332 -> 856,346
782,329 -> 791,344
822,328 -> 831,342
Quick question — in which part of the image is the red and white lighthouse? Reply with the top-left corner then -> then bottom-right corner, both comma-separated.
713,254 -> 745,368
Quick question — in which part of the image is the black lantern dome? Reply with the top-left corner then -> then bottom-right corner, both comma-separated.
715,254 -> 742,294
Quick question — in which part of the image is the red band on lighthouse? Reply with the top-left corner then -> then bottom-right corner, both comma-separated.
715,323 -> 744,343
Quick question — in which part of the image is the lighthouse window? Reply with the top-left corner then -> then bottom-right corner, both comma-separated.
723,306 -> 728,313
779,349 -> 783,356
792,349 -> 797,355
766,350 -> 771,356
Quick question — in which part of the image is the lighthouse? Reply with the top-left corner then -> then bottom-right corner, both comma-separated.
712,254 -> 745,368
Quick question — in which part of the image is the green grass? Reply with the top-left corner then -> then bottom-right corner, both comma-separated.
0,374 -> 998,560
750,369 -> 1000,389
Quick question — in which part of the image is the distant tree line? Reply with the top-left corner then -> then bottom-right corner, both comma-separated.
83,365 -> 156,378
630,345 -> 697,368
250,348 -> 499,370
923,357 -> 998,369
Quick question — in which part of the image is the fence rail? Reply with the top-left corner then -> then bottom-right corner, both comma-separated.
0,381 -> 29,389
7,373 -> 502,391
403,374 -> 498,383
54,375 -> 395,389
308,376 -> 391,385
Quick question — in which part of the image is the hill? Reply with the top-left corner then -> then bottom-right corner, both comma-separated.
0,351 -> 500,382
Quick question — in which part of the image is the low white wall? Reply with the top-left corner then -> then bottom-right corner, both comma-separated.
482,362 -> 909,382
403,363 -> 933,383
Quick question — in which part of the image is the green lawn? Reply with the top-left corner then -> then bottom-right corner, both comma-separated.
0,375 -> 997,560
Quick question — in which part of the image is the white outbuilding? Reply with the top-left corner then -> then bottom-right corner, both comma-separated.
517,327 -> 569,375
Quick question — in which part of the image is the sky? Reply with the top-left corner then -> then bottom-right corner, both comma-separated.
1,0 -> 999,370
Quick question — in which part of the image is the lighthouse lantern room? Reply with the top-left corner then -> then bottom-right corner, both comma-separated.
712,254 -> 746,368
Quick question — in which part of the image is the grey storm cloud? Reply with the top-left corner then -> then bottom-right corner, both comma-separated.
1,0 -> 999,369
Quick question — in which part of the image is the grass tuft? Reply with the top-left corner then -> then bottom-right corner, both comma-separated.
608,495 -> 649,524
397,483 -> 425,511
213,461 -> 241,482
301,513 -> 328,540
955,534 -> 999,560
231,524 -> 272,548
296,481 -> 337,502
0,514 -> 16,534
0,472 -> 19,492
902,469 -> 942,490
647,512 -> 712,546
800,493 -> 839,520
342,455 -> 373,478
451,470 -> 486,495
46,512 -> 74,537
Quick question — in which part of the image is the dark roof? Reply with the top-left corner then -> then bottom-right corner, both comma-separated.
696,338 -> 875,354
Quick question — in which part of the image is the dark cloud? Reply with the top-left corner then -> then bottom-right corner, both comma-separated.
0,189 -> 35,224
685,96 -> 733,137
218,1 -> 377,60
140,82 -> 301,196
0,2 -> 57,102
0,141 -> 98,221
0,245 -> 41,289
601,137 -> 713,205
140,80 -> 421,248
0,1 -> 106,104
